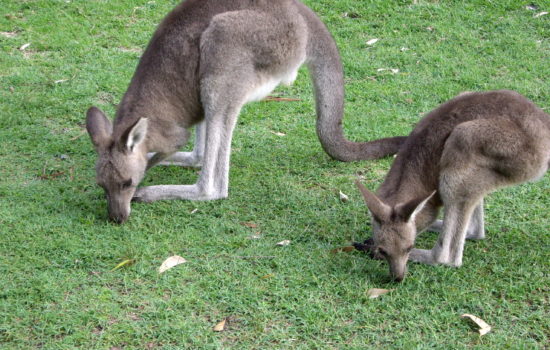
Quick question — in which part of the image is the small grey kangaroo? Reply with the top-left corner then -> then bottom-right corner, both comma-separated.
355,90 -> 550,282
85,0 -> 405,223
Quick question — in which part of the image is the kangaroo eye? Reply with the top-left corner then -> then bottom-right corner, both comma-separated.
121,179 -> 133,189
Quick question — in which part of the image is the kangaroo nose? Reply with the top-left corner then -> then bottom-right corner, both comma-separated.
393,275 -> 404,282
110,212 -> 128,224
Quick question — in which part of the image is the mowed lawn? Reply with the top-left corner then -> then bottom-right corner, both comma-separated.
0,0 -> 548,348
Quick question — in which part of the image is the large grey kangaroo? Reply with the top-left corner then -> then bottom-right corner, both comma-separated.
85,0 -> 405,223
355,90 -> 550,282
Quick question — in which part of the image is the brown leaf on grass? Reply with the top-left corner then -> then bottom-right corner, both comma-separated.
330,246 -> 355,254
213,319 -> 226,332
128,312 -> 141,321
158,255 -> 187,274
366,288 -> 394,299
461,314 -> 491,336
534,11 -> 548,18
38,170 -> 65,180
263,96 -> 301,102
19,43 -> 30,50
240,221 -> 258,228
276,240 -> 291,246
270,131 -> 286,137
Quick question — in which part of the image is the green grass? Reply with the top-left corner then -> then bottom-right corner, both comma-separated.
1,0 -> 549,348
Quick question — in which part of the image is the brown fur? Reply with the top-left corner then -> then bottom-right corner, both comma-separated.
86,0 -> 405,222
356,90 -> 550,281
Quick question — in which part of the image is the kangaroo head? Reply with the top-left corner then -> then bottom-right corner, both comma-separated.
86,107 -> 148,223
355,180 -> 433,282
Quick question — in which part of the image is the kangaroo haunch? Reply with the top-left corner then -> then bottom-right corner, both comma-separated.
86,0 -> 405,223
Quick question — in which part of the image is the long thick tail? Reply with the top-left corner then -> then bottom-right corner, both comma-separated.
298,4 -> 406,161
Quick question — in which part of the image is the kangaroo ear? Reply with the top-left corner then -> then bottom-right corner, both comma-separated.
355,180 -> 391,221
395,191 -> 436,223
86,107 -> 113,152
123,118 -> 148,152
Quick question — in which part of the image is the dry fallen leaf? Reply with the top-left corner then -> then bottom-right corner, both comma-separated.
461,314 -> 491,336
342,12 -> 361,18
366,288 -> 394,299
54,79 -> 68,84
534,11 -> 548,18
111,259 -> 135,272
241,221 -> 258,228
270,131 -> 286,137
377,68 -> 400,74
339,190 -> 349,202
158,255 -> 187,274
330,246 -> 355,254
19,43 -> 30,50
213,319 -> 226,332
276,240 -> 291,246
1,31 -> 17,38
264,96 -> 301,102
366,38 -> 379,46
117,46 -> 143,53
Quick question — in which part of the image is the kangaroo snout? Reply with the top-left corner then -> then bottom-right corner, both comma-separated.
109,211 -> 129,224
107,197 -> 131,224
388,259 -> 408,282
392,272 -> 405,283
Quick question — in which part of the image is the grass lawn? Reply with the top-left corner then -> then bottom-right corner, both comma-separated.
0,0 -> 548,348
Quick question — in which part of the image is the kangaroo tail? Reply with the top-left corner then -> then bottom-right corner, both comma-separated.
299,5 -> 406,161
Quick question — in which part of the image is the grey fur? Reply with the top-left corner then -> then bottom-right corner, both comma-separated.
356,90 -> 550,281
86,0 -> 405,223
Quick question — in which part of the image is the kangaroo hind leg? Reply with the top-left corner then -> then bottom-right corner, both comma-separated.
428,200 -> 485,240
428,118 -> 543,266
195,9 -> 307,198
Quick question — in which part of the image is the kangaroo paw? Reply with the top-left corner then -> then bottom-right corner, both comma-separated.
409,248 -> 437,265
132,185 -> 226,202
159,152 -> 203,168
